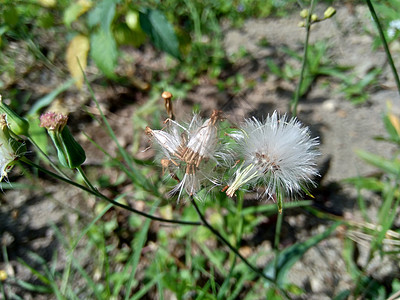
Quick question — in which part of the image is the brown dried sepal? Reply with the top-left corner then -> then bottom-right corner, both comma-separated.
162,91 -> 174,120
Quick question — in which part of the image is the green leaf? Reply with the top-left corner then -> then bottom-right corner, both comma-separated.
356,149 -> 400,176
264,221 -> 342,287
342,238 -> 361,281
63,1 -> 91,27
4,6 -> 19,28
90,29 -> 118,78
87,0 -> 117,30
333,290 -> 351,300
383,114 -> 400,144
139,8 -> 181,60
13,278 -> 52,293
344,176 -> 385,192
27,79 -> 74,115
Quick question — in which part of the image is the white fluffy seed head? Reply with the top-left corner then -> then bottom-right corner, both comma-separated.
227,111 -> 319,199
186,117 -> 218,159
147,110 -> 231,202
145,124 -> 182,161
0,142 -> 18,181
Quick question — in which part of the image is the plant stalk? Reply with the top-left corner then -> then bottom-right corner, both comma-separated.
190,198 -> 274,282
365,0 -> 400,98
291,0 -> 316,116
21,157 -> 201,226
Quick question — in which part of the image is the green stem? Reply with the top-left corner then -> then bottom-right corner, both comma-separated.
21,157 -> 201,226
365,0 -> 400,97
76,166 -> 97,192
273,210 -> 283,281
27,136 -> 71,179
190,198 -> 275,284
291,0 -> 316,116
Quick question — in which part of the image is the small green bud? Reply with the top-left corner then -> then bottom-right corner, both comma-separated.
324,7 -> 336,19
0,95 -> 30,136
300,9 -> 308,19
298,21 -> 306,28
0,114 -> 26,181
311,14 -> 318,22
40,112 -> 86,169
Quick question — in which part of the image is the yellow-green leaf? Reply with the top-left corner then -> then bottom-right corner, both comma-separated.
37,0 -> 56,8
66,35 -> 90,89
63,0 -> 92,27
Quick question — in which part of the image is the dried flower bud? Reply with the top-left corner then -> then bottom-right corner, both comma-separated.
162,91 -> 174,120
40,112 -> 68,131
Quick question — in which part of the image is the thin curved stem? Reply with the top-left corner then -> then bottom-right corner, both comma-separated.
76,166 -> 97,192
365,0 -> 400,97
190,198 -> 292,299
190,198 -> 274,282
273,211 -> 283,280
27,136 -> 71,180
21,157 -> 201,226
290,0 -> 316,116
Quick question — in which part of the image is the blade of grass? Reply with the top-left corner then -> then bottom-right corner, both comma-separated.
81,71 -> 153,193
71,259 -> 103,299
18,252 -> 65,299
241,200 -> 312,216
82,132 -> 161,197
365,0 -> 400,98
27,79 -> 74,115
290,0 -> 316,116
198,243 -> 228,277
264,221 -> 342,287
130,274 -> 163,300
11,277 -> 52,294
123,201 -> 159,300
228,271 -> 255,300
59,202 -> 114,294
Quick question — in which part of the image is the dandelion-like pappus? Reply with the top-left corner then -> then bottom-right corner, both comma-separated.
146,109 -> 230,201
226,111 -> 319,205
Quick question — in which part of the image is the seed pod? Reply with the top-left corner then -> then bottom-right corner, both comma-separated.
0,114 -> 26,181
0,96 -> 30,136
40,112 -> 86,168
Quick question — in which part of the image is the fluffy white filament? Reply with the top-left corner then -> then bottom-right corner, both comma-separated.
147,110 -> 228,201
226,111 -> 319,199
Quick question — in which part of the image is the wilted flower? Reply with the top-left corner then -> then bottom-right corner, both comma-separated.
39,112 -> 68,131
146,110 -> 230,201
0,114 -> 25,181
226,111 -> 319,203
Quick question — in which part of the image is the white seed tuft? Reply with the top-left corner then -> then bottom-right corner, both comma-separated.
226,111 -> 319,200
